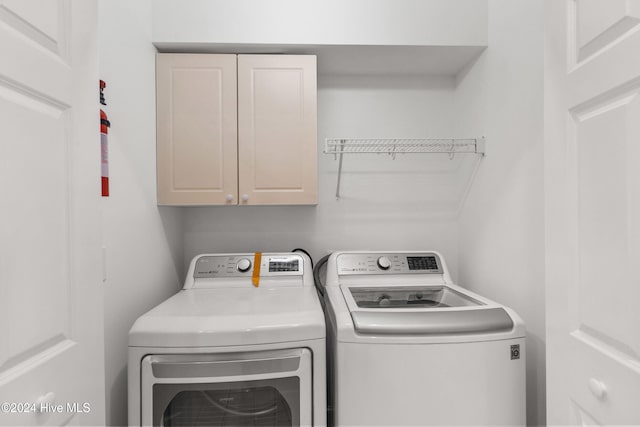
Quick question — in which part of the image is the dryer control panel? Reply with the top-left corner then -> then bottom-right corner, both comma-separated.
194,254 -> 304,278
337,252 -> 443,275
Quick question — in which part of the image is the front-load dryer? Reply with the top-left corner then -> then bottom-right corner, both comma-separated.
324,251 -> 526,426
128,252 -> 326,427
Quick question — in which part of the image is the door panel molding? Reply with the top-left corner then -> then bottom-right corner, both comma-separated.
571,329 -> 640,373
0,74 -> 69,117
571,0 -> 640,65
571,401 -> 601,426
0,0 -> 70,60
0,98 -> 74,375
0,339 -> 75,384
568,87 -> 640,357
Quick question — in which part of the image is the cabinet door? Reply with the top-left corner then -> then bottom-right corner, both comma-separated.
157,54 -> 238,205
238,55 -> 317,205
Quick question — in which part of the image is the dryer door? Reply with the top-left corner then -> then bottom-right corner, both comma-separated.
140,348 -> 312,427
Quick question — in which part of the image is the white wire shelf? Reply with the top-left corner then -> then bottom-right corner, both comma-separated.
324,138 -> 485,157
324,137 -> 485,199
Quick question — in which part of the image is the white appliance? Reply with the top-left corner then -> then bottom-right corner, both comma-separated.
128,252 -> 326,426
324,251 -> 526,426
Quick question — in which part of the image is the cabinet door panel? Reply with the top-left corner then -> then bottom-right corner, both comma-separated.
157,54 -> 238,205
238,55 -> 317,205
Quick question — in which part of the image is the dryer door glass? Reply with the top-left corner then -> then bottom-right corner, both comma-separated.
154,377 -> 299,426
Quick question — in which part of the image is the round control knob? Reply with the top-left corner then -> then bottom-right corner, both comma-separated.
377,256 -> 391,270
236,258 -> 252,272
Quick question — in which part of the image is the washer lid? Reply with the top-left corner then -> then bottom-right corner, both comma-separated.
348,286 -> 481,309
129,287 -> 325,347
350,307 -> 514,335
343,286 -> 514,335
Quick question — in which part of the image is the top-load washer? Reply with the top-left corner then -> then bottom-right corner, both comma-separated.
128,252 -> 326,427
323,251 -> 526,426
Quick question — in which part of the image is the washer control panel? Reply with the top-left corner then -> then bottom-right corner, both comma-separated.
194,254 -> 303,278
337,253 -> 443,275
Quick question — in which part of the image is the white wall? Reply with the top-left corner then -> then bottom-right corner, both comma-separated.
453,1 -> 545,425
98,1 -> 184,425
184,74 -> 462,279
98,2 -> 549,425
152,0 -> 487,47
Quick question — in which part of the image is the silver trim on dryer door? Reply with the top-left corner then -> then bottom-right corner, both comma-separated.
351,307 -> 514,335
150,353 -> 302,378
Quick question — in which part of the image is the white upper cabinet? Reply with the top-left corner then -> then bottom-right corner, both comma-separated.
157,54 -> 238,205
156,53 -> 317,205
237,55 -> 317,205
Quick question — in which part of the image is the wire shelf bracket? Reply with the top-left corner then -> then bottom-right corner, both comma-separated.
324,137 -> 486,199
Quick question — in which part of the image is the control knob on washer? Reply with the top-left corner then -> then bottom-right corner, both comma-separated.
377,256 -> 391,270
236,258 -> 252,272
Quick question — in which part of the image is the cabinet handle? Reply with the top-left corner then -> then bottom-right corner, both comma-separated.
226,194 -> 234,202
241,194 -> 249,202
35,392 -> 56,413
588,378 -> 607,399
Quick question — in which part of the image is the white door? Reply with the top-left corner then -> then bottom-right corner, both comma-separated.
545,0 -> 640,424
0,1 -> 104,426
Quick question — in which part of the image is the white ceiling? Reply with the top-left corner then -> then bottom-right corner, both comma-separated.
154,43 -> 486,76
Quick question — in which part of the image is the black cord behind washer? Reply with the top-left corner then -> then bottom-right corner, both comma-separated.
291,248 -> 313,269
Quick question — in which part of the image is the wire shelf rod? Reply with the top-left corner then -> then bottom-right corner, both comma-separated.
324,137 -> 486,199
